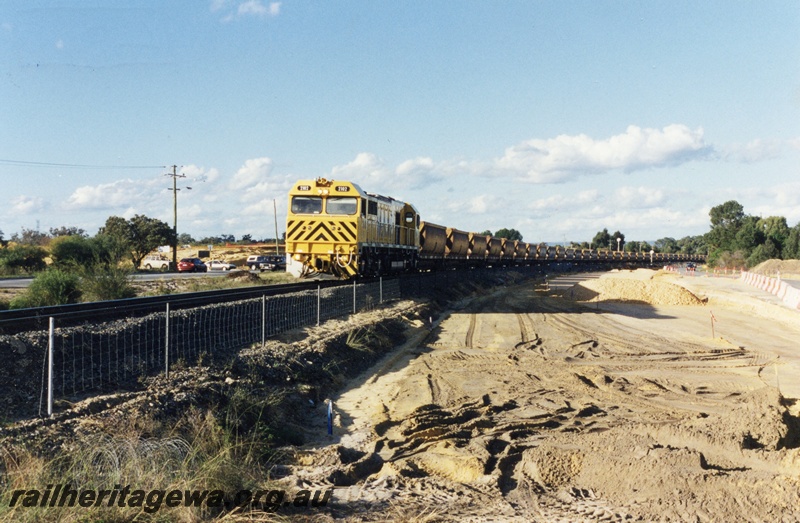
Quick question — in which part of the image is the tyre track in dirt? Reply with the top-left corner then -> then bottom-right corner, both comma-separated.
280,271 -> 800,522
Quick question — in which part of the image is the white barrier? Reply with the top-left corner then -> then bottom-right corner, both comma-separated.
740,271 -> 800,311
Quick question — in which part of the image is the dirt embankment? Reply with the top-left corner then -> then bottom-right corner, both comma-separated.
750,259 -> 800,279
565,269 -> 706,306
276,269 -> 800,522
3,269 -> 800,522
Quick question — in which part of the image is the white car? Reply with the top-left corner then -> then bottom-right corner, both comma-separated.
206,260 -> 237,271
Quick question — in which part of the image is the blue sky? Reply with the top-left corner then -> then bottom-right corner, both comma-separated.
1,1 -> 799,244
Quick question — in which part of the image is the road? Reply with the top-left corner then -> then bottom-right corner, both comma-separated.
0,269 -> 250,289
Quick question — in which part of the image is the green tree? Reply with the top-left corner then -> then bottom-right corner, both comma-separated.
177,233 -> 195,245
757,216 -> 790,254
0,244 -> 47,274
611,231 -> 625,251
11,228 -> 50,246
747,240 -> 780,267
733,216 -> 764,257
99,214 -> 176,269
624,241 -> 651,253
654,237 -> 678,253
49,226 -> 87,238
783,224 -> 800,260
716,250 -> 747,269
493,228 -> 523,241
50,235 -> 97,268
706,200 -> 745,251
677,235 -> 707,255
591,228 -> 611,250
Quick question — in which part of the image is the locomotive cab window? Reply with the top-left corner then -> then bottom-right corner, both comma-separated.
326,197 -> 357,215
291,196 -> 322,214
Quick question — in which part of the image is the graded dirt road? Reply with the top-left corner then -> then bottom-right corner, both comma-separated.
285,270 -> 800,522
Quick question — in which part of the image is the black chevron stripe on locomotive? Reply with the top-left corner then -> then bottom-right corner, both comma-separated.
293,221 -> 356,243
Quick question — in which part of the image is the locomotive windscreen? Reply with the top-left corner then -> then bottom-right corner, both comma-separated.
291,196 -> 322,214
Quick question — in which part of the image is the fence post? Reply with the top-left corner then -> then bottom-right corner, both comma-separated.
165,303 -> 170,379
380,276 -> 383,304
317,284 -> 321,326
261,294 -> 266,349
47,317 -> 54,417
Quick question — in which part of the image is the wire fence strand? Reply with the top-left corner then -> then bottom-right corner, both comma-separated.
0,268 -> 540,420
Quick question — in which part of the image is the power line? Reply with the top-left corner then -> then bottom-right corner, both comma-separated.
0,158 -> 166,169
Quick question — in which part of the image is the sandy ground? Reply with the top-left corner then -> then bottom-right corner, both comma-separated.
282,269 -> 800,522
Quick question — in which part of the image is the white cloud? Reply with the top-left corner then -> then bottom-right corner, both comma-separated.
229,157 -> 273,190
445,194 -> 505,216
614,186 -> 665,208
216,0 -> 280,20
11,195 -> 45,214
719,138 -> 784,163
529,190 -> 600,212
494,124 -> 711,183
330,153 -> 392,188
65,179 -> 160,210
210,0 -> 228,11
181,164 -> 220,184
330,153 -> 451,194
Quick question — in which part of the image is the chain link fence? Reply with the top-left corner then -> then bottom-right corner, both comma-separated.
0,277 -> 404,420
0,267 -> 542,421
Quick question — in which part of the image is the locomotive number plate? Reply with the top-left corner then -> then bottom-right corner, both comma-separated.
334,186 -> 350,192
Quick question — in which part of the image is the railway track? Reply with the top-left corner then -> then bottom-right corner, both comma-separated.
0,278 -> 350,334
0,259 -> 682,335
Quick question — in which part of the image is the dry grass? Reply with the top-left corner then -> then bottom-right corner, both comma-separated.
0,403 -> 289,523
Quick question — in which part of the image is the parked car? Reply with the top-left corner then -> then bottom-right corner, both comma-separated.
206,260 -> 237,271
246,255 -> 286,271
140,254 -> 172,271
177,258 -> 208,272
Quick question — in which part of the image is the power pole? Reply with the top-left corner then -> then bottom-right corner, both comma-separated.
273,199 -> 280,255
166,165 -> 187,267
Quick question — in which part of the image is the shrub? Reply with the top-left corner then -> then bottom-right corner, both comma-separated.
49,235 -> 96,268
10,269 -> 81,308
78,264 -> 136,302
0,244 -> 47,275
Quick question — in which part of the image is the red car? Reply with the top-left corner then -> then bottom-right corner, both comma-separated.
177,258 -> 208,272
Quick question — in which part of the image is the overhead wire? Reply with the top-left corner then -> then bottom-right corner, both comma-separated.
0,158 -> 166,169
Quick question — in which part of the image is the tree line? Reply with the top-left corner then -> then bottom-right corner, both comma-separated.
1,198 -> 796,307
582,200 -> 800,269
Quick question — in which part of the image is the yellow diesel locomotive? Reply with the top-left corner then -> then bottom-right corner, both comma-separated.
285,178 -> 420,277
285,178 -> 704,278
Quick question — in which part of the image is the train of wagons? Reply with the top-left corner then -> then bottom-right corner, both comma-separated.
284,178 -> 704,279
